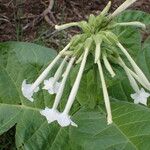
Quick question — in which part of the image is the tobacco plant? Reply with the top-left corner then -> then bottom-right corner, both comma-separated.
22,0 -> 150,125
0,0 -> 150,149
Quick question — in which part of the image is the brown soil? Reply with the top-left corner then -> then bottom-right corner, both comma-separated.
0,0 -> 150,43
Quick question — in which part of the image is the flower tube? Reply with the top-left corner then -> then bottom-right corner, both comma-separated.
128,69 -> 150,91
57,38 -> 92,127
55,22 -> 79,31
115,22 -> 146,30
75,54 -> 83,64
119,58 -> 139,93
22,43 -> 71,101
110,0 -> 138,18
103,54 -> 115,77
53,57 -> 76,109
40,57 -> 76,124
100,1 -> 111,16
93,35 -> 102,63
118,57 -> 149,91
97,60 -> 112,125
117,42 -> 150,88
118,57 -> 150,105
43,56 -> 68,94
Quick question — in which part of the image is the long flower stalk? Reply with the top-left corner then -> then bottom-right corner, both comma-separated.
93,35 -> 102,63
30,43 -> 71,91
119,58 -> 139,92
118,57 -> 150,91
117,42 -> 150,88
55,22 -> 79,31
51,56 -> 68,86
103,54 -> 116,77
110,0 -> 138,18
97,60 -> 112,124
63,45 -> 90,114
53,57 -> 76,109
115,22 -> 146,30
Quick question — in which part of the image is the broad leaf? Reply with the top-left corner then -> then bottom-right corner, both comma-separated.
0,42 -> 71,149
71,101 -> 150,150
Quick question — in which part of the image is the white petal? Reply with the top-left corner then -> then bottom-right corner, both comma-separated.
43,77 -> 61,94
131,88 -> 150,106
54,82 -> 61,93
40,108 -> 60,123
43,78 -> 55,90
48,88 -> 55,95
21,80 -> 39,102
57,113 -> 77,127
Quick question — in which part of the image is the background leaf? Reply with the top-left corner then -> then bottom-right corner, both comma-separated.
0,42 -> 72,149
71,101 -> 150,150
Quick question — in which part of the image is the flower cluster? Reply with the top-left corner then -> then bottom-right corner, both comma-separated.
21,0 -> 150,127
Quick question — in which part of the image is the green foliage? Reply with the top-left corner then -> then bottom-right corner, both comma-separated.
0,10 -> 150,149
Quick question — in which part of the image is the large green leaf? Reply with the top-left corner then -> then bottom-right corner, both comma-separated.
71,101 -> 150,150
0,42 -> 71,149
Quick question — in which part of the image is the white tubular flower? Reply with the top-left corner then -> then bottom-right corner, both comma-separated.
21,43 -> 71,101
128,69 -> 150,91
21,80 -> 39,102
103,54 -> 115,78
43,56 -> 68,94
117,42 -> 150,89
118,57 -> 150,105
63,41 -> 91,114
57,113 -> 78,127
131,88 -> 150,106
110,0 -> 138,18
55,22 -> 79,31
59,38 -> 92,127
115,22 -> 146,30
118,57 -> 139,93
40,57 -> 75,125
43,77 -> 61,94
97,60 -> 112,125
40,107 -> 60,123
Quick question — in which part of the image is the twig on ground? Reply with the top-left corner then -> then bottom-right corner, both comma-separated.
23,0 -> 56,30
